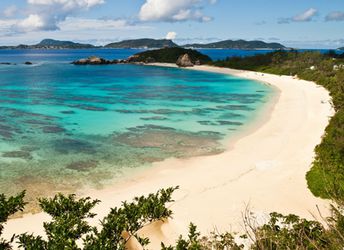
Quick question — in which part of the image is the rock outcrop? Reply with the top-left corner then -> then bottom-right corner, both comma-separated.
176,54 -> 194,67
72,56 -> 121,65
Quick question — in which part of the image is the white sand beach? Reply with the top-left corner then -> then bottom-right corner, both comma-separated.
3,65 -> 335,248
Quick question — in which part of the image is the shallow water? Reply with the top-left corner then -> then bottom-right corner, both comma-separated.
0,51 -> 273,209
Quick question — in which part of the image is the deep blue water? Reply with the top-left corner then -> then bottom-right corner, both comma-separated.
0,48 -> 337,63
0,49 -> 274,202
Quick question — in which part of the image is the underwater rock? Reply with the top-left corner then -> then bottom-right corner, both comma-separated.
140,116 -> 168,121
42,126 -> 66,133
198,120 -> 217,126
216,104 -> 254,111
66,160 -> 98,171
0,130 -> 14,139
20,145 -> 39,152
217,120 -> 243,126
54,138 -> 96,154
114,126 -> 224,158
69,104 -> 107,111
2,150 -> 32,160
218,112 -> 245,119
24,119 -> 53,126
127,124 -> 176,132
60,110 -> 76,114
198,120 -> 243,126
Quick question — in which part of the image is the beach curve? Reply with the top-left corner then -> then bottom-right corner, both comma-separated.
3,65 -> 335,248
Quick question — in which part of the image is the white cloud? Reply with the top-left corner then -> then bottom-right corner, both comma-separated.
293,8 -> 317,22
60,17 -> 147,31
3,5 -> 18,18
138,0 -> 214,22
11,0 -> 105,32
325,11 -> 344,22
27,0 -> 105,10
0,16 -> 152,45
278,8 -> 318,24
17,14 -> 46,31
165,31 -> 177,40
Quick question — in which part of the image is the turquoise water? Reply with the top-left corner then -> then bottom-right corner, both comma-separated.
0,52 -> 273,207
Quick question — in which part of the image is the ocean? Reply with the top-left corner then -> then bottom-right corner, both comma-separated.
0,49 -> 274,205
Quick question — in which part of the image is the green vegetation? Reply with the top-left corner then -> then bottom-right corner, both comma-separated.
183,39 -> 285,49
1,188 -> 177,249
34,39 -> 96,49
130,47 -> 212,64
1,189 -> 344,249
0,39 -> 97,49
211,50 -> 344,199
105,39 -> 178,49
162,223 -> 243,250
0,192 -> 26,249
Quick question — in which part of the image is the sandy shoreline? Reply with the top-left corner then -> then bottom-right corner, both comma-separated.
4,65 -> 334,248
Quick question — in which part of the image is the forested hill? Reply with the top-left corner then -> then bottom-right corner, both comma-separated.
0,39 -> 96,49
105,39 -> 178,48
183,39 -> 286,49
129,47 -> 212,64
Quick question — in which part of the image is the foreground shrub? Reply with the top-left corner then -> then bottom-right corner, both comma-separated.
1,189 -> 344,249
2,187 -> 177,249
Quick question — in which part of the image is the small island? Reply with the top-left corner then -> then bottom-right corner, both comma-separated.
104,39 -> 178,49
72,47 -> 212,67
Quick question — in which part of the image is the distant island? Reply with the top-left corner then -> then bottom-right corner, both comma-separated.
72,47 -> 212,67
0,39 -> 97,49
0,38 -> 287,50
338,47 -> 344,50
183,39 -> 286,49
104,39 -> 178,49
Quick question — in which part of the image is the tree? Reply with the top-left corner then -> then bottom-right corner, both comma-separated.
15,187 -> 178,249
162,223 -> 243,250
0,191 -> 26,249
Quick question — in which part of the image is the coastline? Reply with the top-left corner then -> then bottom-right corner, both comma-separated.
3,65 -> 334,248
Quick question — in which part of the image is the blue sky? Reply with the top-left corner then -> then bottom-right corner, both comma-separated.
0,0 -> 343,48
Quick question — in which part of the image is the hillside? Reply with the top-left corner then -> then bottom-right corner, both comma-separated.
105,39 -> 178,49
0,39 -> 96,49
183,39 -> 286,49
0,38 -> 286,50
128,47 -> 211,64
33,39 -> 95,49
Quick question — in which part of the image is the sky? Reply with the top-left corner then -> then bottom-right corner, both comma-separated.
0,0 -> 343,48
